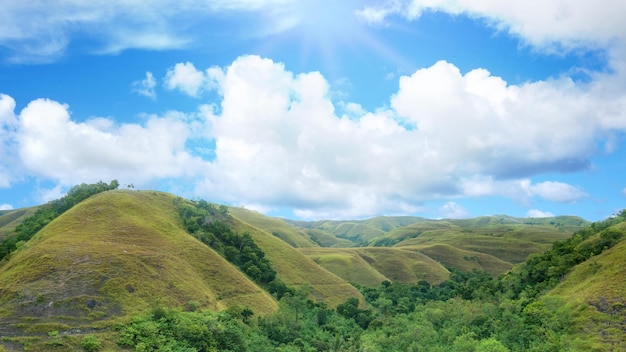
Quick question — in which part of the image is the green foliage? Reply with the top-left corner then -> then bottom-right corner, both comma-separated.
0,180 -> 119,261
117,307 -> 253,351
176,199 -> 280,290
81,334 -> 102,351
500,211 -> 625,299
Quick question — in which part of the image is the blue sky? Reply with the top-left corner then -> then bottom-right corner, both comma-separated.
1,0 -> 625,221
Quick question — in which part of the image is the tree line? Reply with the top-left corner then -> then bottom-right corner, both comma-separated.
175,198 -> 293,298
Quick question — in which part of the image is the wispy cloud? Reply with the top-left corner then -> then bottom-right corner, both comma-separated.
0,0 -> 296,63
131,72 -> 157,100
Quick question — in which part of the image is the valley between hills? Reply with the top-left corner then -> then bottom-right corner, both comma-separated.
0,184 -> 623,351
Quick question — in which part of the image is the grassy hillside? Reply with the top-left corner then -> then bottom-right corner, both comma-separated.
287,216 -> 426,245
229,213 -> 364,308
402,244 -> 513,276
228,207 -> 317,248
0,190 -> 278,335
546,221 -> 626,350
298,247 -> 450,287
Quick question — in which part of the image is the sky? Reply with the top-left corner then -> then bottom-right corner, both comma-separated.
0,0 -> 625,221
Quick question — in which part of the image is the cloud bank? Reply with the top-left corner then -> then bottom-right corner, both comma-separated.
3,48 -> 624,218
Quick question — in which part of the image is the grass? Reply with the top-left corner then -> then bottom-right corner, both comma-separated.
298,248 -> 389,286
401,244 -> 513,277
546,223 -> 626,351
229,207 -> 317,248
0,190 -> 278,336
298,247 -> 450,286
0,207 -> 38,241
229,216 -> 364,307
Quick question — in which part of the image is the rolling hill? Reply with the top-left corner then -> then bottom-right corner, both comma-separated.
0,190 -> 281,336
0,186 -> 622,351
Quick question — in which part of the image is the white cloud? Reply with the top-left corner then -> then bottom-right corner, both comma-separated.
526,209 -> 555,218
461,177 -> 587,204
0,0 -> 296,62
358,0 -> 626,52
131,72 -> 157,100
439,202 -> 470,219
0,94 -> 19,187
528,181 -> 587,203
164,62 -> 206,97
14,97 -> 209,186
0,204 -> 13,210
622,187 -> 626,196
191,55 -> 617,218
3,51 -> 624,218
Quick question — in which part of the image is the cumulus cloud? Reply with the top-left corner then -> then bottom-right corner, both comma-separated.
357,0 -> 626,51
131,72 -> 157,99
186,55 -> 617,218
526,209 -> 555,218
164,62 -> 206,97
2,51 -> 622,218
0,0 -> 296,62
0,204 -> 13,210
14,97 -> 209,186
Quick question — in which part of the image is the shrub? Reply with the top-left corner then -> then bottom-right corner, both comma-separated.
81,334 -> 102,351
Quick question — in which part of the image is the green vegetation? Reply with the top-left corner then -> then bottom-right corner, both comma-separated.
105,211 -> 623,351
0,180 -> 119,261
177,199 -> 277,286
0,183 -> 622,351
0,190 -> 278,338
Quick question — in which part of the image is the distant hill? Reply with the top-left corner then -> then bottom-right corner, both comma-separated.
285,216 -> 427,245
0,207 -> 38,241
253,213 -> 587,281
228,209 -> 364,307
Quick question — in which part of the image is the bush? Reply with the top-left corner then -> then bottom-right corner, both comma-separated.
81,334 -> 102,351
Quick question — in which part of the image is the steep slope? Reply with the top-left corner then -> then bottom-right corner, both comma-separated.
0,190 -> 278,334
229,213 -> 364,307
546,222 -> 626,350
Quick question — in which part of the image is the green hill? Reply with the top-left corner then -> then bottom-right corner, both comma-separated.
286,216 -> 426,245
228,207 -> 317,248
0,190 -> 278,335
229,211 -> 364,308
546,221 -> 626,350
298,247 -> 450,286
